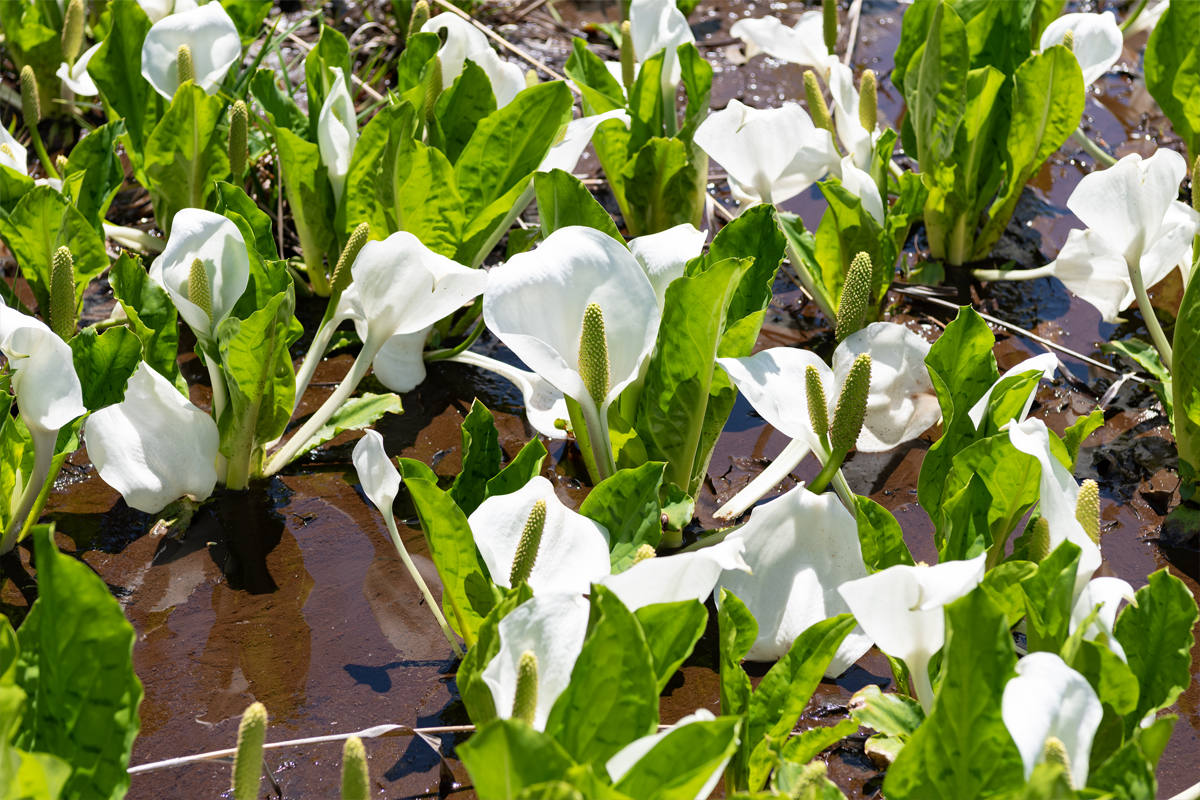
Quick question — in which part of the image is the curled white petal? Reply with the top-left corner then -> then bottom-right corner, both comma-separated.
540,110 -> 631,174
717,347 -> 832,450
606,709 -> 725,796
629,223 -> 707,308
318,67 -> 357,206
1041,12 -> 1123,87
601,537 -> 750,612
730,12 -> 838,72
0,126 -> 28,175
87,362 -> 218,513
446,350 -> 569,440
967,352 -> 1058,430
140,1 -> 242,99
351,429 -> 401,516
0,305 -> 86,434
57,42 -> 102,96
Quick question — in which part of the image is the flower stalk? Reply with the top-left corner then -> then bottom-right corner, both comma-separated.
835,251 -> 872,343
176,44 -> 195,89
804,71 -> 837,140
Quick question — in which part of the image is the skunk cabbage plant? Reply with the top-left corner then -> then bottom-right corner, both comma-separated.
422,13 -> 525,107
140,1 -> 241,99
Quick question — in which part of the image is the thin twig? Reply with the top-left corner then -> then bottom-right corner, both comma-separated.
842,0 -> 864,67
428,0 -> 573,86
286,33 -> 386,102
907,292 -> 1144,383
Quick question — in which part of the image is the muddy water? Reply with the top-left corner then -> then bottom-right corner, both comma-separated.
2,1 -> 1198,798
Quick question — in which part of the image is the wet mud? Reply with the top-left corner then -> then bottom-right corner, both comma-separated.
2,1 -> 1198,798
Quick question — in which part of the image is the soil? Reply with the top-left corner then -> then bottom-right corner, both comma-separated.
1,1 -> 1197,798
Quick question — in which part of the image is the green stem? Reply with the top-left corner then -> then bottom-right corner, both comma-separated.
565,395 -> 603,485
190,97 -> 203,209
662,78 -> 678,139
382,507 -> 464,658
783,240 -> 838,322
424,315 -> 484,362
1120,0 -> 1150,32
0,425 -> 55,554
1129,259 -> 1173,370
807,448 -> 847,495
1071,127 -> 1118,168
972,264 -> 1057,282
29,127 -> 58,182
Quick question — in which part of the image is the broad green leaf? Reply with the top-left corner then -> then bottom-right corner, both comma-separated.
564,38 -> 626,116
944,434 -> 1040,553
636,258 -> 753,494
1144,0 -> 1200,160
613,715 -> 741,800
776,211 -> 839,323
68,328 -> 141,411
214,182 -> 279,261
216,288 -> 298,469
0,164 -> 34,211
544,586 -> 658,768
459,718 -> 577,800
0,186 -> 108,313
626,52 -> 666,153
1063,638 -> 1138,767
0,743 -> 71,800
1062,408 -> 1104,470
980,560 -> 1038,628
904,0 -> 969,172
634,599 -> 708,694
249,69 -> 308,140
590,117 -> 636,226
814,180 -> 887,308
939,473 -> 992,562
534,169 -> 625,244
621,136 -> 701,238
975,371 -> 1042,439
455,81 -> 573,261
718,588 -> 757,793
1114,569 -> 1199,733
144,84 -> 230,235
339,101 -> 413,238
975,45 -> 1085,259
1173,265 -> 1200,480
854,496 -> 916,573
689,203 -> 786,327
13,526 -> 142,800
848,685 -> 924,737
0,396 -> 32,534
61,120 -> 126,235
579,462 -> 665,571
1021,540 -> 1082,653
401,470 -> 486,646
458,583 -> 533,725
292,393 -> 402,458
87,0 -> 152,169
385,128 -> 464,258
1088,715 -> 1175,800
220,0 -> 271,44
957,0 -> 1037,79
779,718 -> 859,765
271,124 -> 337,275
884,588 -> 1023,799
484,438 -> 549,500
747,615 -> 857,792
676,43 -> 713,141
395,32 -> 441,96
448,400 -> 503,516
918,306 -> 999,521
437,59 -> 498,164
303,25 -> 352,141
891,0 -> 937,93
109,252 -> 183,391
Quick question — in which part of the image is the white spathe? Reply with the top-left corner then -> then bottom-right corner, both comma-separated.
730,12 -> 838,72
351,428 -> 402,516
422,13 -> 525,108
0,302 -> 86,438
151,208 -> 250,351
605,709 -> 729,799
1002,652 -> 1102,790
482,592 -> 591,731
86,362 -> 219,513
539,110 -> 631,174
1040,12 -> 1123,87
57,42 -> 103,96
629,223 -> 707,307
967,352 -> 1059,430
445,351 -> 570,440
318,67 -> 357,207
1008,418 -> 1103,599
1047,150 -> 1200,322
694,100 -> 838,210
837,554 -> 987,712
835,154 -> 884,226
716,486 -> 871,672
140,1 -> 242,99
628,0 -> 695,95
468,476 -> 612,596
0,126 -> 28,175
600,537 -> 751,613
1070,575 -> 1136,663
137,0 -> 198,25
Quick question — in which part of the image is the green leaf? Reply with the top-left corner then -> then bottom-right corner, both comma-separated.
564,38 -> 626,116
383,119 -> 465,257
304,25 -> 352,142
636,257 -> 754,494
884,588 -> 1023,800
0,164 -> 35,211
718,588 -> 757,793
690,203 -> 786,326
291,393 -> 402,458
545,586 -> 658,767
459,719 -> 577,800
746,615 -> 858,792
401,471 -> 486,646
1173,261 -> 1200,478
13,526 -> 142,800
980,560 -> 1038,628
849,685 -> 924,737
455,81 -> 574,262
1061,408 -> 1104,470
143,84 -> 231,235
579,462 -> 665,571
216,288 -> 298,470
458,583 -> 533,724
1020,540 -> 1082,654
634,599 -> 708,694
0,186 -> 108,313
975,45 -> 1085,259
220,0 -> 271,44
939,473 -> 992,562
918,306 -> 998,523
1144,0 -> 1200,160
944,434 -> 1040,554
854,496 -> 916,572
395,33 -> 441,96
339,101 -> 413,238
87,0 -> 153,169
109,252 -> 183,392
448,400 -> 503,516
271,124 -> 337,277
613,715 -> 741,800
891,0 -> 937,93
779,718 -> 859,765
904,0 -> 969,172
214,182 -> 279,261
1088,715 -> 1175,800
436,59 -> 498,164
534,169 -> 625,244
249,69 -> 308,140
1114,569 -> 1199,733
621,137 -> 699,238
485,438 -> 549,501
957,0 -> 1037,82
61,120 -> 127,235
813,180 -> 887,308
68,328 -> 142,411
